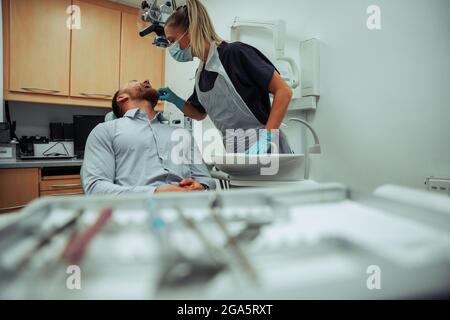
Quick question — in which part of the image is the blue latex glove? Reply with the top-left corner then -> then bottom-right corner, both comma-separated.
246,130 -> 272,155
157,87 -> 186,110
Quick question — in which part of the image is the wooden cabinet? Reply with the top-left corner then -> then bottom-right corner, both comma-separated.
2,0 -> 165,108
0,168 -> 40,212
120,12 -> 165,89
70,0 -> 121,100
9,0 -> 71,96
0,167 -> 84,213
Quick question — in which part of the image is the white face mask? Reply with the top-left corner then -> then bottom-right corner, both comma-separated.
168,31 -> 193,62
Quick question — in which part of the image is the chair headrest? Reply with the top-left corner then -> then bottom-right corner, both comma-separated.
104,112 -> 117,122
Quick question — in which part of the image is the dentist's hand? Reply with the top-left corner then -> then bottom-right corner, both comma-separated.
157,87 -> 186,110
246,130 -> 273,155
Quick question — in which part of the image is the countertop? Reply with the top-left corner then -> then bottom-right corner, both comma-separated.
0,158 -> 83,169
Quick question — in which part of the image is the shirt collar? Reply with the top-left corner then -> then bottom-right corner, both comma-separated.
123,108 -> 140,118
123,108 -> 161,123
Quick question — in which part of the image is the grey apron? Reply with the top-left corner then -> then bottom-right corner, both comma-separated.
195,42 -> 292,154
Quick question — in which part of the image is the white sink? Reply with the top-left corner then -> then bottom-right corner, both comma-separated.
211,153 -> 305,181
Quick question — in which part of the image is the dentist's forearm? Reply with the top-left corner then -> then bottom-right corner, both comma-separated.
265,71 -> 293,130
265,88 -> 292,130
181,102 -> 208,121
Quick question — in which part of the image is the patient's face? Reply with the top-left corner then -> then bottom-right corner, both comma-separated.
121,80 -> 160,107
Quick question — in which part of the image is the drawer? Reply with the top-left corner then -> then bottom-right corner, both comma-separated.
40,178 -> 82,191
40,188 -> 84,197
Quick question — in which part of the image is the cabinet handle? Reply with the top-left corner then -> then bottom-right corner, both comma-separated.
22,88 -> 61,94
50,192 -> 84,196
21,87 -> 61,94
51,184 -> 82,189
80,92 -> 112,98
0,205 -> 25,213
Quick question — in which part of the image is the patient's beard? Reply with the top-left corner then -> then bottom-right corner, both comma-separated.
143,90 -> 160,109
130,88 -> 160,109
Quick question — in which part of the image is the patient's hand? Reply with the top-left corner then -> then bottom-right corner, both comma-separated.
155,185 -> 190,193
154,179 -> 205,193
178,178 -> 205,191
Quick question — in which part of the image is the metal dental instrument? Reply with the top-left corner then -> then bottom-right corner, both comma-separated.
0,209 -> 84,272
172,205 -> 227,264
172,202 -> 259,285
209,194 -> 260,284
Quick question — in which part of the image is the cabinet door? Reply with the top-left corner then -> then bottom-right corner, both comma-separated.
0,168 -> 39,212
70,0 -> 121,100
120,12 -> 165,89
9,0 -> 71,96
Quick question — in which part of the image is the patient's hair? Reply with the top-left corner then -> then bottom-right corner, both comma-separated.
112,91 -> 123,119
111,88 -> 160,119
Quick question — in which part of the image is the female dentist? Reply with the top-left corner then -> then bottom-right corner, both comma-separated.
157,0 -> 293,154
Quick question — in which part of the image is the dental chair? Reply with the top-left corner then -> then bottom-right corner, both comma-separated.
104,112 -> 117,122
80,112 -> 116,193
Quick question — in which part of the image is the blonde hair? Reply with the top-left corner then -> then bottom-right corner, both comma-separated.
166,0 -> 222,59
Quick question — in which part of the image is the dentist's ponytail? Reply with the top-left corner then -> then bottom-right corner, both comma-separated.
166,0 -> 222,59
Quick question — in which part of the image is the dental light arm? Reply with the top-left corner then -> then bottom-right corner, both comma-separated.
139,23 -> 165,38
139,0 -> 177,48
288,118 -> 321,154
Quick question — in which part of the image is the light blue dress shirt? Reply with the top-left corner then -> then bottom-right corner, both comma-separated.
82,108 -> 216,195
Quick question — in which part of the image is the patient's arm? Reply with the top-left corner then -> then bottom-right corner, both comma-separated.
82,124 -> 158,195
188,137 -> 217,190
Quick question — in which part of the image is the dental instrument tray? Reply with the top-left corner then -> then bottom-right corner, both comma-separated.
0,183 -> 449,299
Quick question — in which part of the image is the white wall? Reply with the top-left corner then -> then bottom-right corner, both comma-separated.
167,0 -> 450,192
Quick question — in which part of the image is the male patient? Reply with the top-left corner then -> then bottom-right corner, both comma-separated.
82,80 -> 215,195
